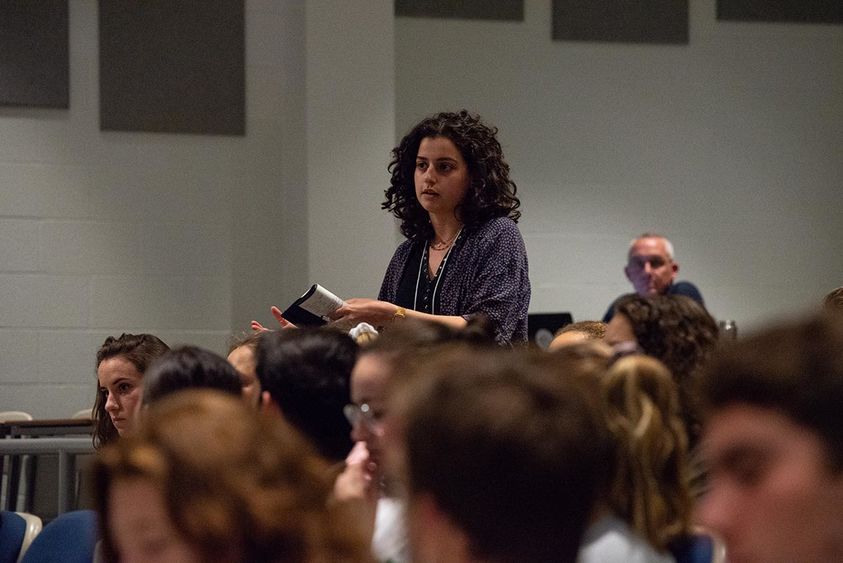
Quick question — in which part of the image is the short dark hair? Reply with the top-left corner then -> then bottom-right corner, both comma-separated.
556,320 -> 607,339
698,313 -> 843,471
143,346 -> 243,405
93,333 -> 169,449
398,349 -> 609,563
255,329 -> 356,462
383,110 -> 520,242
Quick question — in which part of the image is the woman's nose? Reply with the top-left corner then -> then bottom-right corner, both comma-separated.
104,392 -> 119,412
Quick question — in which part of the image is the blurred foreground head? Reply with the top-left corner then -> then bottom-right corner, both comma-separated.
94,390 -> 370,563
391,347 -> 609,563
697,313 -> 843,563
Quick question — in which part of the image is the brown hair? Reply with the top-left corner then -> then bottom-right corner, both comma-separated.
613,294 -> 719,445
698,312 -> 843,472
555,320 -> 607,340
602,355 -> 693,550
93,333 -> 170,449
395,348 -> 610,563
93,390 -> 370,563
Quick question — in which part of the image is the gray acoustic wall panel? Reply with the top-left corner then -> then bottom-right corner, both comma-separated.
717,0 -> 843,24
0,0 -> 69,108
99,0 -> 245,135
552,0 -> 689,44
395,0 -> 523,21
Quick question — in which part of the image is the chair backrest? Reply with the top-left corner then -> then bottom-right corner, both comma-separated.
670,526 -> 727,563
0,412 -> 33,423
71,409 -> 92,420
20,510 -> 97,563
0,511 -> 42,563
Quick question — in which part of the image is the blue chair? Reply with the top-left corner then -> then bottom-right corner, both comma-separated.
20,510 -> 97,563
0,511 -> 42,563
670,526 -> 727,563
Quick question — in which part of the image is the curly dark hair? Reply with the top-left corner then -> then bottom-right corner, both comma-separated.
613,294 -> 719,446
383,110 -> 520,241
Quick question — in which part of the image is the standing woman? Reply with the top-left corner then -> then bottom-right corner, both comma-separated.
93,333 -> 169,448
334,110 -> 530,344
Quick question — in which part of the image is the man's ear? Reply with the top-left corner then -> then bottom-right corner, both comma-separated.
624,265 -> 633,282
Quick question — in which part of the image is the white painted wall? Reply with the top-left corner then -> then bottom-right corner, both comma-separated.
396,0 -> 843,330
0,0 -> 312,417
1,0 -> 840,416
306,1 -> 398,300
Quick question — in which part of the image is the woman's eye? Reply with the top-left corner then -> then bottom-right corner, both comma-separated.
438,163 -> 453,172
416,161 -> 427,170
118,382 -> 133,394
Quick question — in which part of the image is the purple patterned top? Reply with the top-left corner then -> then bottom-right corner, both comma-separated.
378,217 -> 530,344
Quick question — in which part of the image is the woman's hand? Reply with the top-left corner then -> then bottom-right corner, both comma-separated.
331,298 -> 398,328
250,306 -> 296,332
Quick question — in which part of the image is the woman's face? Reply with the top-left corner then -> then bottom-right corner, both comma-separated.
98,356 -> 145,436
414,136 -> 471,219
227,345 -> 261,408
109,477 -> 200,563
350,353 -> 391,466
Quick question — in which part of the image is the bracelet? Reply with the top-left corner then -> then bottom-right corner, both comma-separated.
393,306 -> 406,321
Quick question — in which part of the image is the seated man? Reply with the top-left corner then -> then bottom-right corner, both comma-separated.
389,348 -> 610,563
697,313 -> 843,563
603,233 -> 704,322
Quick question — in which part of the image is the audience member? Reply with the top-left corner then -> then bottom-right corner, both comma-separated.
227,332 -> 263,407
255,328 -> 357,463
581,354 -> 692,563
93,333 -> 169,448
549,320 -> 606,350
389,348 -> 610,563
696,313 -> 843,563
142,345 -> 242,405
605,294 -> 718,445
93,390 -> 370,563
337,319 -> 495,563
604,233 -> 704,322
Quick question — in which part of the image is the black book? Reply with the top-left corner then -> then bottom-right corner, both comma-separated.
281,284 -> 344,327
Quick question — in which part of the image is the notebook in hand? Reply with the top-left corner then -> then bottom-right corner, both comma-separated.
281,284 -> 344,326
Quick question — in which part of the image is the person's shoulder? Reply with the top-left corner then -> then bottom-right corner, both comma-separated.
669,281 -> 704,303
470,216 -> 522,242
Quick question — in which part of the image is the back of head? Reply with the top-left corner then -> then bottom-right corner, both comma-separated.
93,390 -> 368,562
398,348 -> 609,563
698,312 -> 843,470
94,333 -> 170,448
614,294 -> 719,444
256,328 -> 357,462
142,346 -> 243,405
602,355 -> 692,550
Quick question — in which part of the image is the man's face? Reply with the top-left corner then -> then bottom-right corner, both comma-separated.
624,237 -> 678,296
698,404 -> 843,563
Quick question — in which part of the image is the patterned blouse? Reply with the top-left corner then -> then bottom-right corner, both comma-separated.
378,217 -> 530,344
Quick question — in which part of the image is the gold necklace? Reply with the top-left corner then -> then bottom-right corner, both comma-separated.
430,231 -> 460,251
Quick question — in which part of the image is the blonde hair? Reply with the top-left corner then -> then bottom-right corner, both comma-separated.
602,355 -> 693,550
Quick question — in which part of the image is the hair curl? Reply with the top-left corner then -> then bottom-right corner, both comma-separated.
383,110 -> 520,241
